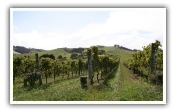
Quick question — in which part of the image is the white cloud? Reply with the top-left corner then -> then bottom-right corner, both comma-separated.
13,30 -> 67,50
12,9 -> 165,50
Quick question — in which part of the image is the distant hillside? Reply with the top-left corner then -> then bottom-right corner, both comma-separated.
13,46 -> 45,54
13,51 -> 21,54
14,46 -> 135,61
114,44 -> 140,51
98,46 -> 134,61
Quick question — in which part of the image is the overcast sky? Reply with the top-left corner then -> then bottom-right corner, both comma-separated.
11,8 -> 166,50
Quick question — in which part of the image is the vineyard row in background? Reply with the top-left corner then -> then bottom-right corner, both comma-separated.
13,46 -> 120,88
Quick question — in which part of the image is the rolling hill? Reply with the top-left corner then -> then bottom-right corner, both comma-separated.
13,46 -> 45,54
14,45 -> 135,60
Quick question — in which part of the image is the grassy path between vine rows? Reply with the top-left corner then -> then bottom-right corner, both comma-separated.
118,62 -> 163,101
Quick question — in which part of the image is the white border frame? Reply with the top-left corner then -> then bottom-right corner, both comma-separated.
10,8 -> 166,104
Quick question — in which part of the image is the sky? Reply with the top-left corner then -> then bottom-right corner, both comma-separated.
11,8 -> 166,50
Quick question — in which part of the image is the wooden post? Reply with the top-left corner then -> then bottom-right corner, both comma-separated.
35,53 -> 42,85
24,78 -> 27,87
150,43 -> 156,74
80,76 -> 87,89
149,43 -> 156,82
87,49 -> 93,84
78,59 -> 81,76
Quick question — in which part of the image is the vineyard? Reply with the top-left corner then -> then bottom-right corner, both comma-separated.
13,41 -> 163,101
123,40 -> 163,84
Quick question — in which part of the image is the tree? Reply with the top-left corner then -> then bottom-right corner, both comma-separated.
58,55 -> 63,59
40,54 -> 55,60
70,53 -> 79,59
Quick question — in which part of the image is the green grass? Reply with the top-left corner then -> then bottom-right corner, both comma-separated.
118,62 -> 163,101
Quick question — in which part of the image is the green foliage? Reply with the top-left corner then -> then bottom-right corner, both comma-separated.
13,56 -> 35,82
70,53 -> 79,59
123,40 -> 163,83
40,58 -> 53,84
57,55 -> 63,59
22,58 -> 35,73
13,57 -> 23,81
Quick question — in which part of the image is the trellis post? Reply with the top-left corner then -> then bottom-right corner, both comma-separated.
87,49 -> 93,85
149,43 -> 156,82
35,53 -> 42,85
